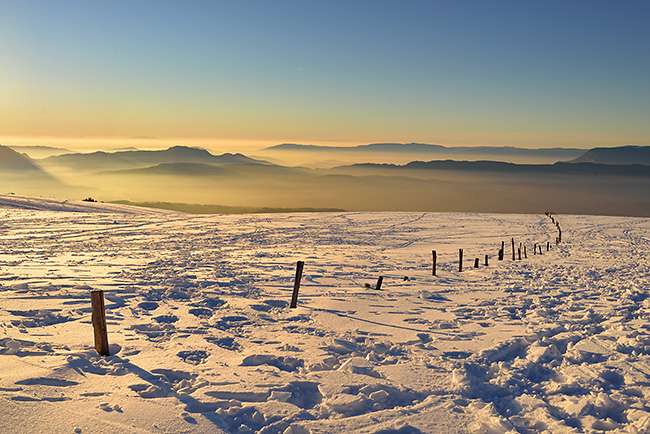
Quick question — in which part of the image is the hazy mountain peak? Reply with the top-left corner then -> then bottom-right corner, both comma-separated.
569,145 -> 650,165
0,145 -> 48,172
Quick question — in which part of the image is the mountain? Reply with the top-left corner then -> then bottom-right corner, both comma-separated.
0,145 -> 57,178
7,145 -> 71,159
333,160 -> 650,177
41,146 -> 270,172
265,142 -> 585,161
568,145 -> 650,165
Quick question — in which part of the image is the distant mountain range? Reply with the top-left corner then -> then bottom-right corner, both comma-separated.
6,145 -> 71,159
41,146 -> 269,172
3,143 -> 650,216
266,142 -> 587,161
568,146 -> 650,165
334,160 -> 650,177
267,143 -> 650,166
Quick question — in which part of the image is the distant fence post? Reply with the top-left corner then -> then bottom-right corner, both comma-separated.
432,250 -> 437,276
375,275 -> 383,290
459,249 -> 463,272
91,290 -> 110,357
290,261 -> 304,308
474,258 -> 479,268
523,245 -> 527,259
498,241 -> 504,260
511,238 -> 515,261
485,254 -> 489,266
547,241 -> 550,251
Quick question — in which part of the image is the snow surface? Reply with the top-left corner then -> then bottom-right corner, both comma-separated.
1,194 -> 650,433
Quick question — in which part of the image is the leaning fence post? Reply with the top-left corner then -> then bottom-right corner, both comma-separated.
91,290 -> 110,357
459,249 -> 463,272
432,250 -> 437,276
375,275 -> 383,290
290,261 -> 304,308
511,238 -> 516,261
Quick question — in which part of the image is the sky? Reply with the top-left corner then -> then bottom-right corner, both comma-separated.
1,0 -> 649,151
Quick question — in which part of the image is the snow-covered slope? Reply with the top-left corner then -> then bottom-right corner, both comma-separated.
1,195 -> 649,433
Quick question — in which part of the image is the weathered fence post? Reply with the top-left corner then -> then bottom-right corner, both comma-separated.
91,290 -> 110,357
498,241 -> 504,260
474,258 -> 479,268
375,275 -> 383,290
290,260 -> 304,308
485,254 -> 489,266
533,243 -> 537,255
523,245 -> 527,259
518,247 -> 521,260
432,250 -> 437,276
538,244 -> 543,255
547,241 -> 550,251
511,238 -> 516,261
459,249 -> 463,272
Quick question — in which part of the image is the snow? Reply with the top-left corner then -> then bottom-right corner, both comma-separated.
1,193 -> 650,433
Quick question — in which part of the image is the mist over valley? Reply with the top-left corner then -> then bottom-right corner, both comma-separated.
2,143 -> 649,217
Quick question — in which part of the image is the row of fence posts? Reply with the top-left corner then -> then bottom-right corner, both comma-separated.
90,213 -> 565,356
546,211 -> 563,244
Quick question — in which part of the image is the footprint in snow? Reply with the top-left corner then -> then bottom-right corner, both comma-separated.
177,350 -> 209,365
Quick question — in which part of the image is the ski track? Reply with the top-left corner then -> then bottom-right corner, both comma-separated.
1,196 -> 650,433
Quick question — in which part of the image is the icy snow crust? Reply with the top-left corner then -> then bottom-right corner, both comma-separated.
1,194 -> 650,433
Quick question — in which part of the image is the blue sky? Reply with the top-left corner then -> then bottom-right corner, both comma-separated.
1,0 -> 649,149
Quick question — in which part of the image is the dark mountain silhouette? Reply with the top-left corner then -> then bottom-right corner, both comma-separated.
333,160 -> 650,177
266,142 -> 585,161
41,146 -> 270,172
568,146 -> 650,165
0,145 -> 58,179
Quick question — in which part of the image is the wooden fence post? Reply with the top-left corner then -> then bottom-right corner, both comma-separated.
518,247 -> 521,260
432,250 -> 437,276
498,241 -> 504,260
533,243 -> 537,255
375,275 -> 383,290
547,241 -> 550,251
523,245 -> 527,259
459,249 -> 463,272
474,258 -> 479,268
485,254 -> 489,266
290,261 -> 304,308
511,238 -> 516,261
91,290 -> 110,357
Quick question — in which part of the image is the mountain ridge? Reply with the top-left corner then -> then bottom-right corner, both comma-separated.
266,142 -> 586,159
41,145 -> 270,172
569,145 -> 650,165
